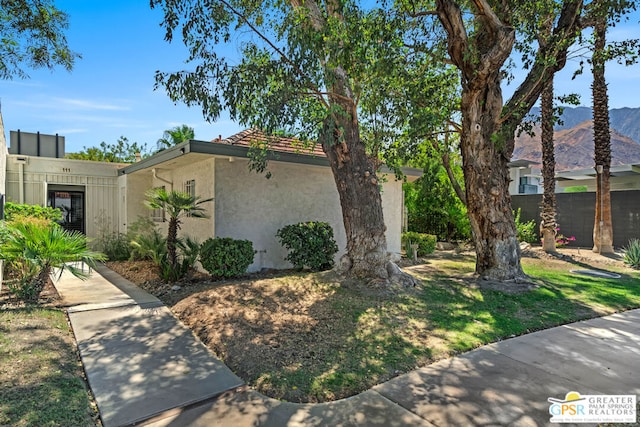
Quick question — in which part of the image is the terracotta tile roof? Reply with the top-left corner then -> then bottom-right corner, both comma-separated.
212,129 -> 326,157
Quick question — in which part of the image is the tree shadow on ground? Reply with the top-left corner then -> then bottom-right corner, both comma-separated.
0,307 -> 96,427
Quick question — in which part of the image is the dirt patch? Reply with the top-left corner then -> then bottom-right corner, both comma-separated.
0,277 -> 61,309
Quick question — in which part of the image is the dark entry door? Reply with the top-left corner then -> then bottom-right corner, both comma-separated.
48,190 -> 85,234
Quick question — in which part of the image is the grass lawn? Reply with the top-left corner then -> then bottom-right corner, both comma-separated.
0,306 -> 98,426
111,250 -> 640,404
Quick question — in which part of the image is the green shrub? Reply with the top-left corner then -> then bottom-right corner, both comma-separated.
623,239 -> 640,269
200,237 -> 255,278
276,222 -> 339,271
514,208 -> 538,244
130,229 -> 167,263
4,202 -> 63,222
401,232 -> 437,257
98,232 -> 131,261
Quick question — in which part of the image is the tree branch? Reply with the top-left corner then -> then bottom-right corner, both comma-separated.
217,0 -> 330,110
500,0 -> 583,129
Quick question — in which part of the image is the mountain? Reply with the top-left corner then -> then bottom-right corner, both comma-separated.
513,120 -> 640,171
528,106 -> 640,144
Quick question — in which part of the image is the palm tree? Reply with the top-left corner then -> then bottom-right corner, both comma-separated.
0,221 -> 106,302
540,80 -> 558,253
144,188 -> 212,268
591,6 -> 614,254
157,125 -> 195,150
537,11 -> 558,253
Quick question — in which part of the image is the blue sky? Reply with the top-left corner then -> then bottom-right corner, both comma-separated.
0,2 -> 639,154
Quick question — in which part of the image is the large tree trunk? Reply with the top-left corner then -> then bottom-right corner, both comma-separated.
540,80 -> 558,253
436,0 -> 582,281
437,0 -> 526,281
294,0 -> 417,286
322,119 -> 390,280
460,79 -> 526,281
592,15 -> 614,254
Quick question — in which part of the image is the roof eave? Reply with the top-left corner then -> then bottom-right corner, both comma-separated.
120,140 -> 423,178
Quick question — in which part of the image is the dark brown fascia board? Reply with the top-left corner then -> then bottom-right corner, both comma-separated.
120,140 -> 422,178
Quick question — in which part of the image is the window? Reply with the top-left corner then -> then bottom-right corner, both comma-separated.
184,179 -> 195,198
183,179 -> 196,217
151,186 -> 166,222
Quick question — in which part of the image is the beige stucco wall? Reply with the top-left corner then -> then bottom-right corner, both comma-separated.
123,157 -> 217,242
214,158 -> 403,271
4,155 -> 123,239
156,157 -> 216,241
118,171 -> 152,233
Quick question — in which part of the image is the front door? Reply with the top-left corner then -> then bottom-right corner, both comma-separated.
48,189 -> 85,234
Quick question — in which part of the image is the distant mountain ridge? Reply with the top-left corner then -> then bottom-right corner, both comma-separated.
529,106 -> 640,144
513,119 -> 640,171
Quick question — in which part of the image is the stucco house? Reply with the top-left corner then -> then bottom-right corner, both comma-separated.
119,129 -> 421,271
1,119 -> 419,272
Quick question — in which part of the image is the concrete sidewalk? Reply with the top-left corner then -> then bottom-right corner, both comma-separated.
56,265 -> 640,427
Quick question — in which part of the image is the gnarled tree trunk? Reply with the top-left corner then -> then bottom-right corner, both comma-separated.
322,119 -> 389,280
438,0 -> 526,281
460,78 -> 526,281
436,0 -> 582,281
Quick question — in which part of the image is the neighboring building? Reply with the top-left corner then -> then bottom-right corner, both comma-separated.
556,163 -> 640,192
4,130 -> 126,238
508,159 -> 542,195
2,124 -> 420,272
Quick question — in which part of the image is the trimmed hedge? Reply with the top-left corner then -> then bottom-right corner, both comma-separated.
401,232 -> 437,257
276,221 -> 338,271
200,237 -> 255,278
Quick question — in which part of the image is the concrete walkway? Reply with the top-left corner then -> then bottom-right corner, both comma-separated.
55,265 -> 640,427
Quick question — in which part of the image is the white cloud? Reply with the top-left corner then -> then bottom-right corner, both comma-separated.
55,98 -> 130,111
55,128 -> 88,135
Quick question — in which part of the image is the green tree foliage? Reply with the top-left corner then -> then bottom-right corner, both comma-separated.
403,156 -> 469,241
0,0 -> 80,79
156,124 -> 195,150
151,0 -> 421,285
0,221 -> 105,302
66,137 -> 150,162
144,188 -> 212,276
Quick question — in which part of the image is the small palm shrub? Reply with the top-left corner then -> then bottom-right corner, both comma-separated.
200,237 -> 255,278
158,236 -> 201,282
623,239 -> 640,269
276,222 -> 339,271
0,221 -> 105,302
401,232 -> 437,257
130,229 -> 167,263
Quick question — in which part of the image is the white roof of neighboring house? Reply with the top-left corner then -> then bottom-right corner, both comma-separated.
555,163 -> 640,181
